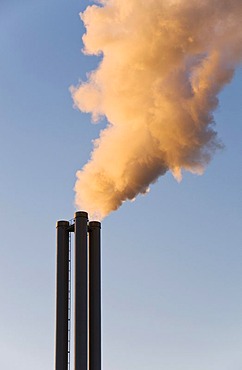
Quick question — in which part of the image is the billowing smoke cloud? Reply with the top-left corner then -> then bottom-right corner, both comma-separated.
71,0 -> 242,219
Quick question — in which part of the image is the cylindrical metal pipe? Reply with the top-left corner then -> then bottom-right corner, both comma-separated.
89,221 -> 101,370
55,220 -> 69,370
74,211 -> 88,370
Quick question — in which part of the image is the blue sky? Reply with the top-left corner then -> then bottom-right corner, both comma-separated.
0,1 -> 242,369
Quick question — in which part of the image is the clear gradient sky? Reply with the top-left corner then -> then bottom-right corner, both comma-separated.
0,1 -> 242,370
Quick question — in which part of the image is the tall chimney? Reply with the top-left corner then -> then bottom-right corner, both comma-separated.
74,211 -> 88,370
55,212 -> 101,370
89,221 -> 101,370
55,220 -> 69,370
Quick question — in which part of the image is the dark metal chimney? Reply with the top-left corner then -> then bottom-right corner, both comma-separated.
74,211 -> 88,370
55,212 -> 101,370
89,221 -> 101,370
55,220 -> 69,370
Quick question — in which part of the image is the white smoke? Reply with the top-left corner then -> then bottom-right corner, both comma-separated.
71,0 -> 242,219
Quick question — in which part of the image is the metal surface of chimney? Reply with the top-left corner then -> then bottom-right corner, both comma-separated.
55,220 -> 69,370
74,211 -> 88,370
55,211 -> 101,370
89,221 -> 101,370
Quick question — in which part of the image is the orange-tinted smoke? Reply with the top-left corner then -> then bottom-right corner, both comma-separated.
71,0 -> 242,219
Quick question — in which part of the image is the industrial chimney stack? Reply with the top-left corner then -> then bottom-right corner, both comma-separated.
55,212 -> 101,370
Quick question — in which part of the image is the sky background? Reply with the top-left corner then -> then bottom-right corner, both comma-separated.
0,1 -> 242,369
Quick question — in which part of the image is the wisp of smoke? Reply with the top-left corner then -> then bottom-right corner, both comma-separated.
71,0 -> 242,219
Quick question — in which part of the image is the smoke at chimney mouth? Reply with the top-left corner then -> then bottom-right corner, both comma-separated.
71,0 -> 242,219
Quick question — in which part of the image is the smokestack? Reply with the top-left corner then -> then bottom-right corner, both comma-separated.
55,220 -> 69,370
55,212 -> 102,370
89,221 -> 101,370
74,211 -> 88,370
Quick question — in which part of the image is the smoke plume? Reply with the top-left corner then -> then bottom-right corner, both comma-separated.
71,0 -> 242,219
